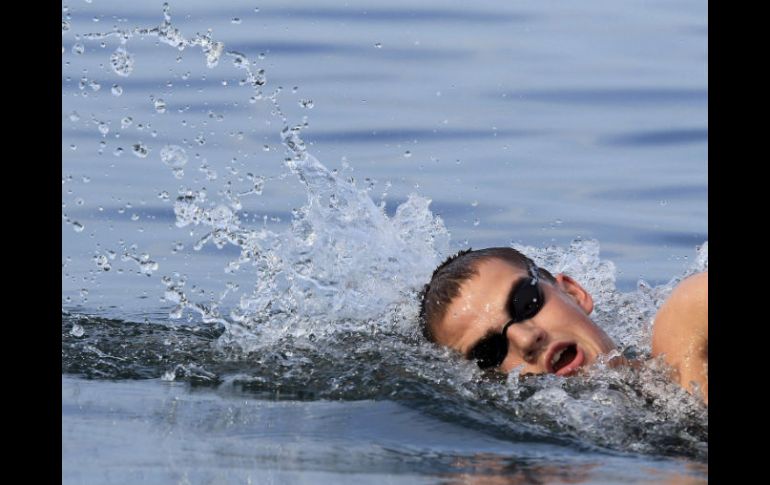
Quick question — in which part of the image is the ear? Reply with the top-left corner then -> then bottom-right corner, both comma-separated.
553,273 -> 593,314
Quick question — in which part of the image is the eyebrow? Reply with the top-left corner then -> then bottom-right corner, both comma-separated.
464,279 -> 520,358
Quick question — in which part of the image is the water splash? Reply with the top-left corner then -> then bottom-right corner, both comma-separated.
78,4 -> 451,345
164,146 -> 450,352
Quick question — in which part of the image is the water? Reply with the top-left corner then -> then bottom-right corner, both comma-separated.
62,1 -> 707,483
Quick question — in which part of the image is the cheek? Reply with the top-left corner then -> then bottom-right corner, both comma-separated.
501,353 -> 525,373
575,319 -> 614,351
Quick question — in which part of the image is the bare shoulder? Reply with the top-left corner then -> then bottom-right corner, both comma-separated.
651,272 -> 708,403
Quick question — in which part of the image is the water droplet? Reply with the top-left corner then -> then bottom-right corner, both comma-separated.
299,99 -> 314,109
88,80 -> 101,91
207,110 -> 224,121
82,176 -> 91,183
132,143 -> 149,158
142,260 -> 159,275
111,84 -> 123,96
72,43 -> 84,55
62,20 -> 70,33
659,200 -> 668,206
403,150 -> 412,158
154,98 -> 167,114
69,144 -> 77,151
68,111 -> 80,122
258,52 -> 265,60
262,145 -> 270,152
195,134 -> 206,145
110,47 -> 134,77
131,213 -> 140,221
158,191 -> 170,201
113,147 -> 124,157
160,145 -> 188,168
75,198 -> 85,206
69,324 -> 85,337
471,200 -> 479,207
231,17 -> 241,24
72,221 -> 85,232
473,219 -> 480,227
120,117 -> 133,129
97,122 -> 109,136
374,42 -> 382,49
94,254 -> 111,271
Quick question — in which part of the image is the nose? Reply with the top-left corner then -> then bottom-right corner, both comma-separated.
504,322 -> 547,363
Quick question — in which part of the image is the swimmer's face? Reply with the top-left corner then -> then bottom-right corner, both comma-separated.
432,258 -> 616,375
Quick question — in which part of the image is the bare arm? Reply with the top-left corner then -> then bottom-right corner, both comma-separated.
651,272 -> 708,404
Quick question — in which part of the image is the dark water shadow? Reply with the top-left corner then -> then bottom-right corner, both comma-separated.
246,8 -> 533,24
77,8 -> 533,25
590,185 -> 707,201
305,128 -> 541,144
600,129 -> 707,147
489,88 -> 707,106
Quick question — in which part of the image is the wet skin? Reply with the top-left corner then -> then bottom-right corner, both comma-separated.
431,258 -> 617,376
651,271 -> 708,404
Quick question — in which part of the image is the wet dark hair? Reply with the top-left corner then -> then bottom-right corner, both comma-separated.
418,247 -> 556,343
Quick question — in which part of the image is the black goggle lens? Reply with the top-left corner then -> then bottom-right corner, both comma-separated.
469,273 -> 544,370
508,277 -> 543,323
468,333 -> 508,370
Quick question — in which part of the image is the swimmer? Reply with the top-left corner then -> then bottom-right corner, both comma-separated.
418,247 -> 708,404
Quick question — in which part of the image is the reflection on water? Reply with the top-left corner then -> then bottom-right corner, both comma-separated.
441,455 -> 596,485
63,377 -> 707,484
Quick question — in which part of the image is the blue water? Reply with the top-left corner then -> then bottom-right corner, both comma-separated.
62,1 -> 707,483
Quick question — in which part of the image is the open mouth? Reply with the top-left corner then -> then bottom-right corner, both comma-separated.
549,343 -> 585,376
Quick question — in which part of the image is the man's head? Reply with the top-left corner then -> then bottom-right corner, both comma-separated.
419,248 -> 616,375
